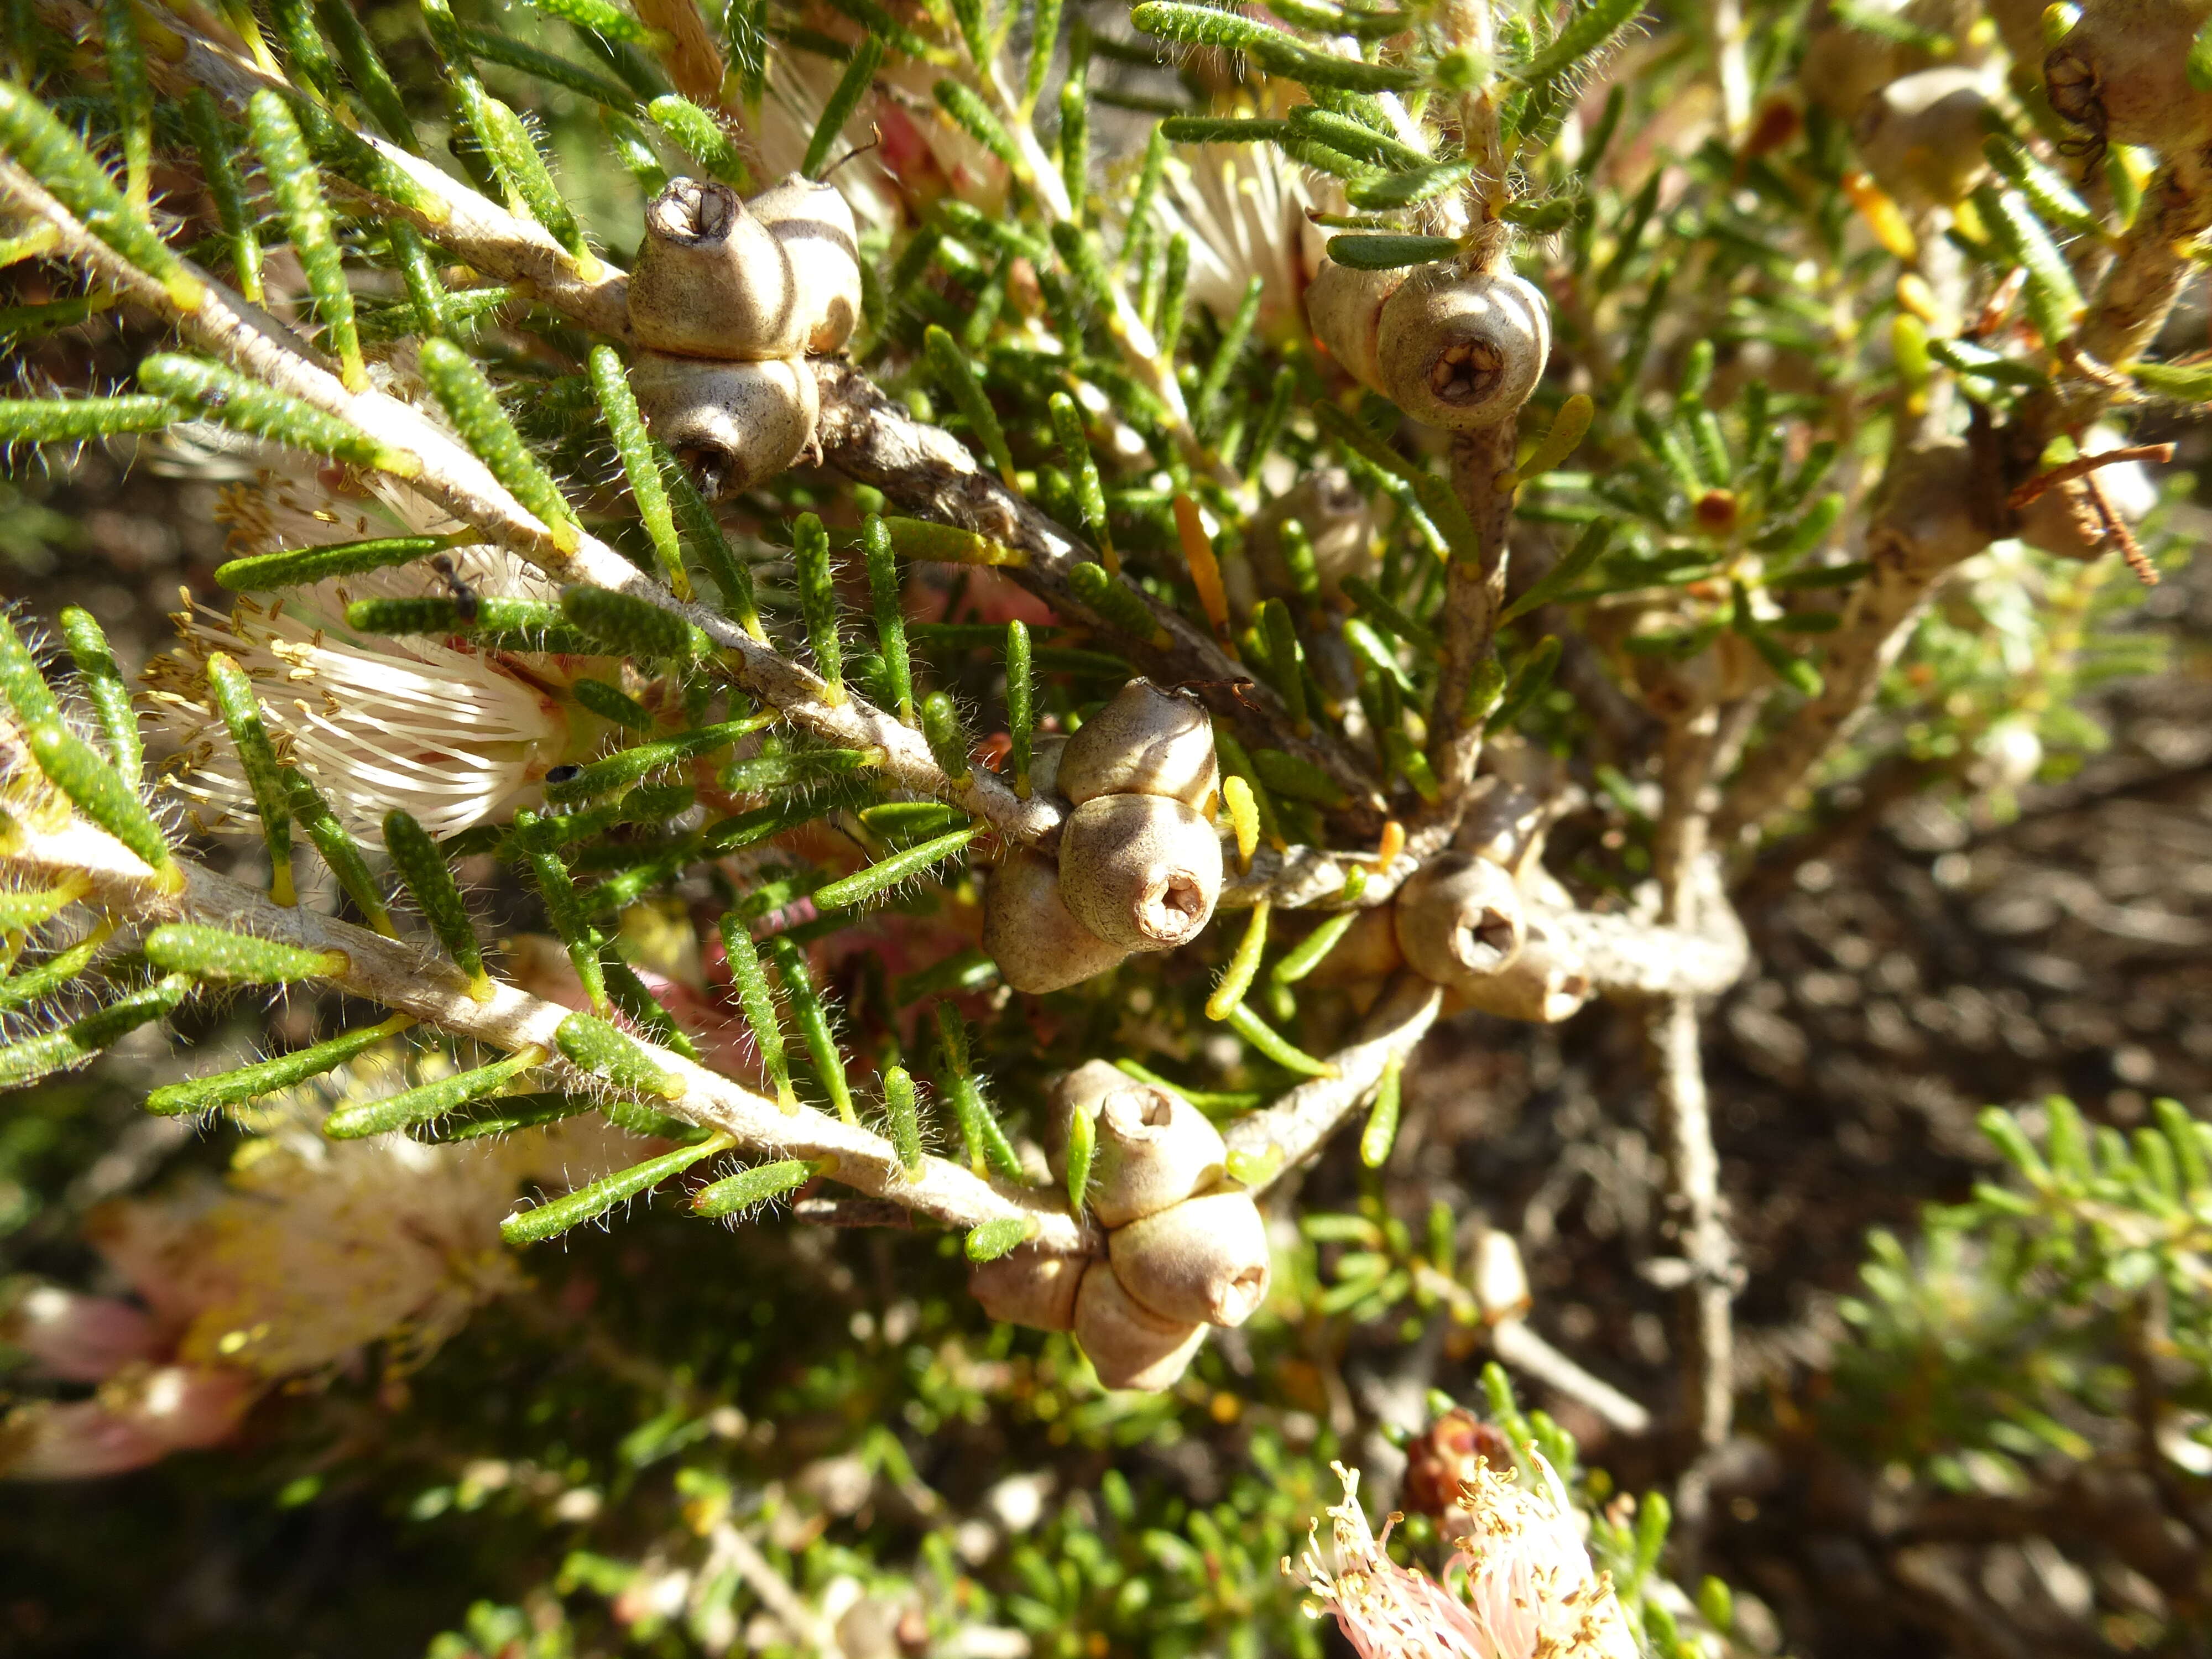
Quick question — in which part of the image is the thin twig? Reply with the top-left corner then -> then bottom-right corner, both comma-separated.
1,803 -> 1091,1253
2084,468 -> 2161,586
1228,975 -> 1444,1183
712,1524 -> 837,1654
1491,1318 -> 1652,1436
1645,712 -> 1739,1557
1430,422 -> 1520,804
2007,442 -> 2174,508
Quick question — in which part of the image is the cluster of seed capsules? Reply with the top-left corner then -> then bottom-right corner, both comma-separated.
624,170 -> 863,496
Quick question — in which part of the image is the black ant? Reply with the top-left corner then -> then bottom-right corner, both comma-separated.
431,553 -> 481,624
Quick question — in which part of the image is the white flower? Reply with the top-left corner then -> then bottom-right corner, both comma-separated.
1149,141 -> 1333,330
1288,1457 -> 1639,1659
1288,1461 -> 1496,1659
144,476 -> 581,844
2,1053 -> 649,1479
1448,1454 -> 1641,1659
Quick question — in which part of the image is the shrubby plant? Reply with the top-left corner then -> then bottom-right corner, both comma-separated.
0,0 -> 2206,1648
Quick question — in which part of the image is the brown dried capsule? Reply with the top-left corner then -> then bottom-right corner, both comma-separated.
1854,67 -> 1994,207
1375,265 -> 1551,432
1055,678 -> 1219,810
1393,852 -> 1526,989
1073,1260 -> 1207,1391
968,1243 -> 1087,1332
743,172 -> 863,356
1107,1190 -> 1271,1327
1448,913 -> 1592,1024
1304,257 -> 1408,394
629,351 -> 819,498
627,178 -> 809,361
2047,0 -> 2212,153
1079,1072 -> 1227,1229
1056,792 -> 1222,953
981,849 -> 1131,995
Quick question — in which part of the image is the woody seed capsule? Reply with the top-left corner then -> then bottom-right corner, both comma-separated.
1448,912 -> 1593,1024
1055,678 -> 1220,809
1056,793 -> 1222,953
1073,1070 -> 1228,1229
1305,256 -> 1408,395
1072,1260 -> 1207,1391
628,178 -> 808,361
981,849 -> 1131,994
968,1243 -> 1087,1332
1393,852 -> 1527,989
629,351 -> 819,498
1107,1189 -> 1271,1327
742,172 -> 863,356
2047,0 -> 2212,154
1375,266 -> 1552,432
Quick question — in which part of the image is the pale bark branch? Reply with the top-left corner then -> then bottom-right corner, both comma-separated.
1540,881 -> 1749,1000
1490,1318 -> 1653,1436
1227,975 -> 1444,1182
1645,712 -> 1738,1551
0,804 -> 1091,1253
0,159 -> 1065,850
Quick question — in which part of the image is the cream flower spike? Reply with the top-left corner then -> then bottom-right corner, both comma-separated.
1288,1461 -> 1494,1659
1149,142 -> 1334,330
1450,1453 -> 1640,1659
143,476 -> 578,846
1288,1457 -> 1639,1659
